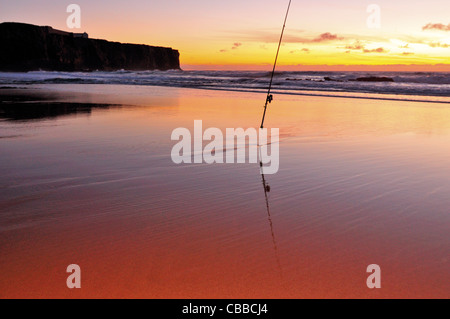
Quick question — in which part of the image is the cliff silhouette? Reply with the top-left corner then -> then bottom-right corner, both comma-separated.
0,22 -> 180,72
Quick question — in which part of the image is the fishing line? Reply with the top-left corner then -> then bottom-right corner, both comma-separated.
260,0 -> 292,129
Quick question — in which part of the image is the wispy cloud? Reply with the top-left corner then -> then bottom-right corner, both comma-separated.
343,41 -> 387,54
220,42 -> 243,53
363,47 -> 387,53
231,42 -> 242,50
290,48 -> 310,54
310,33 -> 343,43
345,41 -> 364,50
223,30 -> 343,44
422,23 -> 450,31
429,42 -> 450,48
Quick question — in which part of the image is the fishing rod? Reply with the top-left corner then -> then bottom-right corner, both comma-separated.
260,0 -> 292,129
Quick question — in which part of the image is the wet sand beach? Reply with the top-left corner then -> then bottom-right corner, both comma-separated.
0,84 -> 449,298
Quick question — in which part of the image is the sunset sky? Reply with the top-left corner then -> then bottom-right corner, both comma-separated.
1,0 -> 449,71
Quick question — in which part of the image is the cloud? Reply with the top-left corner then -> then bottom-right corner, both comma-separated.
345,41 -> 365,50
223,29 -> 306,44
282,32 -> 343,44
422,23 -> 450,31
363,47 -> 387,53
311,33 -> 343,43
232,42 -> 242,50
290,48 -> 310,54
223,30 -> 343,44
219,43 -> 242,53
342,42 -> 387,54
429,42 -> 450,48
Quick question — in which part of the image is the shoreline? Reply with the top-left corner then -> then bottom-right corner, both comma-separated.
1,82 -> 450,106
1,70 -> 449,105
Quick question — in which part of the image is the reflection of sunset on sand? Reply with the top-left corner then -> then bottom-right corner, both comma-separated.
0,85 -> 448,298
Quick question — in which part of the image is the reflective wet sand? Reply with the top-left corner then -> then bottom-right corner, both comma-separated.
0,84 -> 449,298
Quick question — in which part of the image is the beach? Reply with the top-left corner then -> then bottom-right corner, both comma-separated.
0,83 -> 449,298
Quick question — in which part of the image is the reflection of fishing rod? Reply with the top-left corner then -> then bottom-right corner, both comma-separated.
260,162 -> 271,214
260,0 -> 292,129
259,147 -> 282,275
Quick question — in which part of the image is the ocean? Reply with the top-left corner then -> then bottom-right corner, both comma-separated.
1,70 -> 449,103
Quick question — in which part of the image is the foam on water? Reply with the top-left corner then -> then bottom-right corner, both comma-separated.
1,70 -> 449,103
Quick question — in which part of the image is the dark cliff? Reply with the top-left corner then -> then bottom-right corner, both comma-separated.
0,22 -> 180,71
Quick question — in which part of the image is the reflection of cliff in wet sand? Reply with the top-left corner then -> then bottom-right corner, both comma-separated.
0,89 -> 118,120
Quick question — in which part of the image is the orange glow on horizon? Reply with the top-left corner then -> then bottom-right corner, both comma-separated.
181,64 -> 450,72
1,0 -> 449,72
